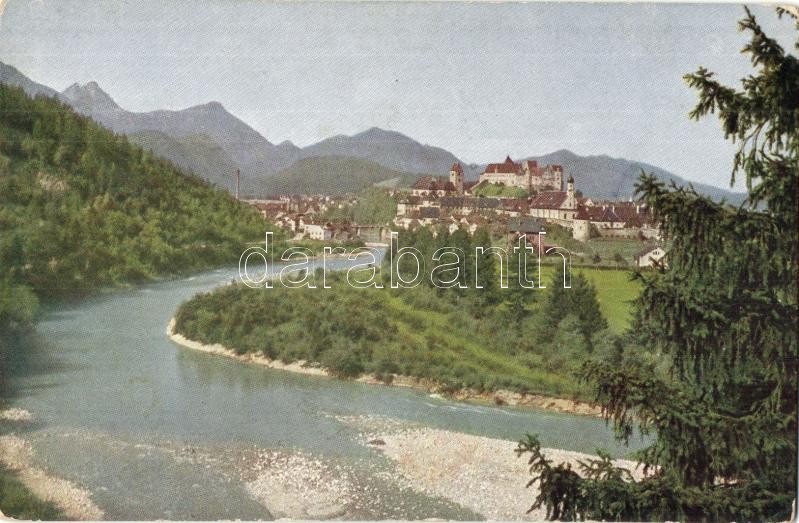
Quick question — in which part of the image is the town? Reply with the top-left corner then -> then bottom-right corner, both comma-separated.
243,155 -> 666,269
237,231 -> 573,290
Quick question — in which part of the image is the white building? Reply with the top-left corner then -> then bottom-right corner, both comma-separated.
303,222 -> 334,241
635,245 -> 666,268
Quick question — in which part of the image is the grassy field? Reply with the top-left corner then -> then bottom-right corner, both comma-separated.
575,267 -> 639,333
536,265 -> 639,333
471,182 -> 529,198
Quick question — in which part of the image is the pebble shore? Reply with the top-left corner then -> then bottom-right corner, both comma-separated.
0,412 -> 104,521
0,407 -> 644,521
369,426 -> 643,521
244,450 -> 354,519
168,319 -> 601,417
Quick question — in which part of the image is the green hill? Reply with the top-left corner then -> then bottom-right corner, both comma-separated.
262,155 -> 418,195
128,130 -> 240,192
0,84 -> 274,327
471,181 -> 528,198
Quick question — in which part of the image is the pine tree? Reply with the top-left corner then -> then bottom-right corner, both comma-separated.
544,264 -> 607,349
470,227 -> 500,314
518,9 -> 798,521
505,237 -> 537,323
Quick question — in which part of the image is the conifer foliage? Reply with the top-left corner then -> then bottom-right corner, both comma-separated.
0,85 -> 271,328
518,9 -> 798,521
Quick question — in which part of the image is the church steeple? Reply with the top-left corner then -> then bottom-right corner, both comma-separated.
449,162 -> 464,194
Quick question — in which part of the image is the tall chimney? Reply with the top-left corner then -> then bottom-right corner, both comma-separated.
235,169 -> 240,200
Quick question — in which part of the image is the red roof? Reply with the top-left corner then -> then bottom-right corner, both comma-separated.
484,155 -> 522,174
529,191 -> 568,209
611,203 -> 651,227
501,198 -> 529,211
574,203 -> 653,226
451,162 -> 463,174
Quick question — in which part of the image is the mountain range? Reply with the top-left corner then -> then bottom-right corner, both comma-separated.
0,60 -> 746,203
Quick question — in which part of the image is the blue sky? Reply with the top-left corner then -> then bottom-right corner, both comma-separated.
0,1 -> 795,190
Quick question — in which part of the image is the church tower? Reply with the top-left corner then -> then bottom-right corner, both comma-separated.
450,162 -> 464,194
564,174 -> 577,210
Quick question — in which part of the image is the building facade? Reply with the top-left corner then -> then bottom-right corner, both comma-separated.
479,156 -> 563,193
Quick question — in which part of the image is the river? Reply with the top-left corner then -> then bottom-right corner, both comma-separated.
2,253 -> 645,519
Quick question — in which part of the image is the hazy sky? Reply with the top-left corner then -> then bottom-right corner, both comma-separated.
0,1 -> 795,190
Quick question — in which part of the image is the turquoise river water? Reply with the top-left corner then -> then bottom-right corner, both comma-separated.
2,253 -> 646,519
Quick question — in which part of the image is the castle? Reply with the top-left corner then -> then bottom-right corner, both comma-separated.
399,158 -> 658,242
479,156 -> 563,192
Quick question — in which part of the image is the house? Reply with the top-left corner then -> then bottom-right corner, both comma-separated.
499,198 -> 529,216
572,201 -> 658,241
302,221 -> 334,241
528,175 -> 578,222
396,195 -> 424,216
418,206 -> 441,226
507,216 -> 546,245
440,196 -> 501,215
411,176 -> 457,197
634,245 -> 666,268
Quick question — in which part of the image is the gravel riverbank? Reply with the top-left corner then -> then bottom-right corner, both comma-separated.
167,319 -> 601,417
167,318 -> 330,377
0,410 -> 103,521
244,450 -> 354,519
365,425 -> 643,521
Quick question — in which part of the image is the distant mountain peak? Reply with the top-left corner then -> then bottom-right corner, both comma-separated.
275,140 -> 299,151
351,127 -> 416,142
194,100 -> 225,111
61,81 -> 121,112
538,148 -> 579,160
299,126 -> 474,178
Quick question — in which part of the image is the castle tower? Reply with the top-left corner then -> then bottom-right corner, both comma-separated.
567,174 -> 574,196
450,162 -> 464,194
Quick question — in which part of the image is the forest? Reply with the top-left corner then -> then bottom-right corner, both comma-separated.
0,84 -> 276,331
174,226 -> 642,398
